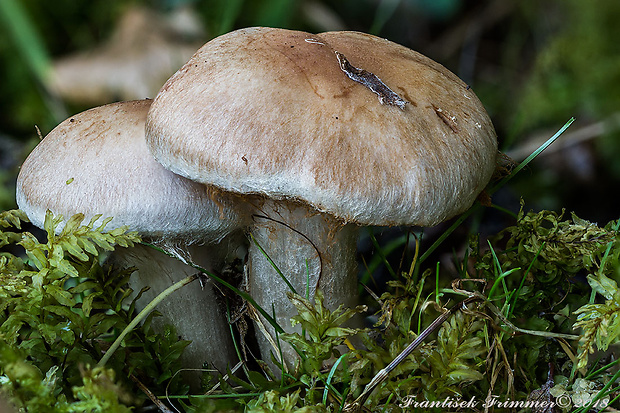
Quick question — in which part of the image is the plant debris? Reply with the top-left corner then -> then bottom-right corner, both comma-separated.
335,51 -> 408,110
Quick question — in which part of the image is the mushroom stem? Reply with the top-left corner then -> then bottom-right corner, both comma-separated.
110,241 -> 239,386
248,200 -> 359,369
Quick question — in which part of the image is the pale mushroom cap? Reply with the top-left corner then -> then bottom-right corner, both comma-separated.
17,99 -> 242,242
146,27 -> 498,227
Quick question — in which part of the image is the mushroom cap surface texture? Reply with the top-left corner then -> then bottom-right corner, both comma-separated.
17,99 -> 241,242
146,27 -> 498,227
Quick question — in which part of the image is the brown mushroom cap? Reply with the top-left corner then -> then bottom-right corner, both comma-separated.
146,27 -> 497,227
17,99 -> 243,242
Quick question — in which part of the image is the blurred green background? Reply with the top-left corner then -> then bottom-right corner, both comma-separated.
1,0 -> 619,223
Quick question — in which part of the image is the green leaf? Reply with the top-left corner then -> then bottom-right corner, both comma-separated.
43,305 -> 82,327
78,238 -> 99,256
81,291 -> 102,317
60,238 -> 90,262
68,281 -> 100,295
587,273 -> 619,300
44,284 -> 76,307
446,368 -> 484,383
0,209 -> 28,229
60,212 -> 86,236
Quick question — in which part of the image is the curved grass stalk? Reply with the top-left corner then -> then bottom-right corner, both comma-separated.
98,274 -> 199,368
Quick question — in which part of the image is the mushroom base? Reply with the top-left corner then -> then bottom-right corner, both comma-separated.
247,201 -> 359,371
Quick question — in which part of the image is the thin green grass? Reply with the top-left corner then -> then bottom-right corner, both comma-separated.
486,240 -> 520,301
0,0 -> 66,123
249,233 -> 298,295
366,228 -> 398,279
0,0 -> 51,87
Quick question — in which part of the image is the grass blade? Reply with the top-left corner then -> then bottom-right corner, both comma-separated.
0,0 -> 66,123
0,0 -> 50,85
488,117 -> 575,195
250,233 -> 297,295
323,353 -> 346,405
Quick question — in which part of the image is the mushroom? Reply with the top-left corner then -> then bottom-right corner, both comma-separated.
48,6 -> 205,104
16,99 -> 249,383
145,27 -> 498,368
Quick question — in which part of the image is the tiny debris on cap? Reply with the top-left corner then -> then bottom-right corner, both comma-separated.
304,37 -> 325,45
335,51 -> 407,110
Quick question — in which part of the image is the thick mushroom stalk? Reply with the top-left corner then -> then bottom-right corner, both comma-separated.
248,201 -> 359,366
16,100 -> 247,386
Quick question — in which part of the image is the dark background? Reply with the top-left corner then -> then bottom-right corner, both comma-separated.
1,0 -> 619,225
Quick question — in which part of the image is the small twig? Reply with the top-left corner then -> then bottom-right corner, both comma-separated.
130,373 -> 175,413
344,295 -> 483,412
247,303 -> 289,374
483,295 -> 580,340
